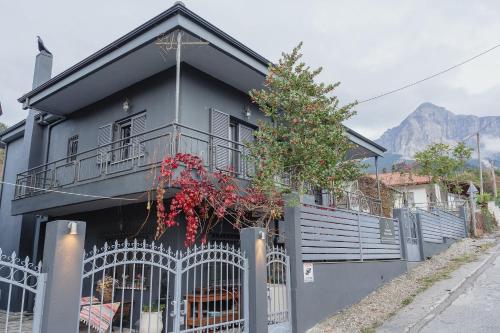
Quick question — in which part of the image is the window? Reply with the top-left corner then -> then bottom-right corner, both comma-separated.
229,121 -> 239,172
115,119 -> 132,160
210,108 -> 255,176
67,135 -> 79,162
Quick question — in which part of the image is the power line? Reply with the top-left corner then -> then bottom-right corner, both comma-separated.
0,181 -> 137,201
357,42 -> 500,104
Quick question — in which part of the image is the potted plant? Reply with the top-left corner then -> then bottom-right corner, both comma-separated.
96,276 -> 119,303
140,304 -> 165,333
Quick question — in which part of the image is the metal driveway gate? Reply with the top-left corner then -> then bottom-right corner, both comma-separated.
266,246 -> 292,333
79,240 -> 248,333
404,210 -> 422,261
0,249 -> 46,333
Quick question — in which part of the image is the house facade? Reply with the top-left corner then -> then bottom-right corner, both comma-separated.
0,3 -> 384,261
373,172 -> 467,211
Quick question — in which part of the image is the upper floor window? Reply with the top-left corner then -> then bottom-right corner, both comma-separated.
67,135 -> 79,162
115,118 -> 132,160
97,112 -> 146,164
210,108 -> 255,176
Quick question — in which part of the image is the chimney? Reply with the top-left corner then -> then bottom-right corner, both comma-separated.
32,50 -> 52,89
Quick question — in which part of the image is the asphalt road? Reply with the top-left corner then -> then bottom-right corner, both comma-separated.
420,251 -> 500,333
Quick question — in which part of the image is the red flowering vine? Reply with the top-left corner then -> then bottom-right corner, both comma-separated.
155,153 -> 282,246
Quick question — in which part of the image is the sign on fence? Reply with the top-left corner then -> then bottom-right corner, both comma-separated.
303,263 -> 314,283
379,218 -> 396,244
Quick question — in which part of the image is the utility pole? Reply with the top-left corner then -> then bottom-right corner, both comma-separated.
491,160 -> 497,198
476,132 -> 484,196
467,181 -> 478,237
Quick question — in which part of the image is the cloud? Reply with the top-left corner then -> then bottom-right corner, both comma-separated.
1,0 -> 500,140
482,134 -> 500,154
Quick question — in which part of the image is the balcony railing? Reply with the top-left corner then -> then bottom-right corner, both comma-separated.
15,123 -> 254,199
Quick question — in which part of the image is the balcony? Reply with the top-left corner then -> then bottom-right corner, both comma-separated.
13,123 -> 253,214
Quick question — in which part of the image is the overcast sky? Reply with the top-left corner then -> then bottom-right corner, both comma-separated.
1,1 -> 499,139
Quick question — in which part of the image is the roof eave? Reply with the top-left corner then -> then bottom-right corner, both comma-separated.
18,3 -> 270,104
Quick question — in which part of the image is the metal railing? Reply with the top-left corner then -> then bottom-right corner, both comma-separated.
15,123 -> 254,199
79,240 -> 248,333
266,246 -> 291,328
0,249 -> 45,333
405,200 -> 466,215
307,188 -> 382,216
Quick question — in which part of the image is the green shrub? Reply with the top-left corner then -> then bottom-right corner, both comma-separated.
476,193 -> 492,208
480,208 -> 497,234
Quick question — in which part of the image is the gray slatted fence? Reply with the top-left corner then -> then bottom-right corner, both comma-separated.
417,209 -> 443,243
418,208 -> 467,243
300,204 -> 402,261
433,209 -> 467,238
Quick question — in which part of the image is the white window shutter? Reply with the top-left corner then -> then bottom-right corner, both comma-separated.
238,124 -> 255,177
131,113 -> 147,156
210,108 -> 230,171
97,124 -> 113,164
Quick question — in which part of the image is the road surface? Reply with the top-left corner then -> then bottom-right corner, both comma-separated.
420,250 -> 500,332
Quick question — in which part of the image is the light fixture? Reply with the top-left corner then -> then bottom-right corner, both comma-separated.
122,98 -> 130,112
244,106 -> 252,119
258,230 -> 266,240
67,222 -> 78,235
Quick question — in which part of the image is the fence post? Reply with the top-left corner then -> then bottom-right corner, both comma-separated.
240,227 -> 267,333
415,212 -> 425,260
283,193 -> 303,333
357,211 -> 364,261
393,208 -> 407,260
459,205 -> 468,237
40,220 -> 86,333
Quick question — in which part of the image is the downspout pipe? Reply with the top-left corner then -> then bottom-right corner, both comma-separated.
38,113 -> 65,165
0,143 -> 9,209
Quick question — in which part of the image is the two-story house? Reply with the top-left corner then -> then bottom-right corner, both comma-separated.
0,2 -> 386,261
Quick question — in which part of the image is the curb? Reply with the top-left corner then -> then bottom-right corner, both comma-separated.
407,242 -> 500,332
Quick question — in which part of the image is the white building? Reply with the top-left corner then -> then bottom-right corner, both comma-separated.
373,172 -> 464,211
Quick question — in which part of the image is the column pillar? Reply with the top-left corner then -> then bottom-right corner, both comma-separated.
41,220 -> 86,333
240,227 -> 267,333
283,193 -> 304,333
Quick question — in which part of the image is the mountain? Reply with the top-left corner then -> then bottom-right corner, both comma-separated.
376,102 -> 500,161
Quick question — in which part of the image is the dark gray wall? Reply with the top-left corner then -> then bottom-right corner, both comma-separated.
0,137 -> 27,254
295,260 -> 407,332
180,64 -> 265,131
422,238 -> 456,259
12,63 -> 266,216
47,68 -> 176,163
5,62 -> 263,255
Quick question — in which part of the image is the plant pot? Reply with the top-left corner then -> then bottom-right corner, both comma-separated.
96,287 -> 113,303
139,311 -> 163,333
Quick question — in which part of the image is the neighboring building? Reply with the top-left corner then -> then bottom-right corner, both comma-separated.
372,172 -> 467,211
0,3 -> 385,260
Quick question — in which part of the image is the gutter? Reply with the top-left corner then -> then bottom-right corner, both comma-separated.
0,119 -> 27,139
345,127 -> 387,153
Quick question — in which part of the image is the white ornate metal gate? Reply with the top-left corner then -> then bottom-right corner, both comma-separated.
266,246 -> 292,333
0,249 -> 46,333
78,240 -> 248,333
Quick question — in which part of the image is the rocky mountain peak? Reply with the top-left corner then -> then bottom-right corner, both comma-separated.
376,103 -> 500,160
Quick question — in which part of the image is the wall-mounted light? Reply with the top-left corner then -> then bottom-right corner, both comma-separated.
123,98 -> 130,112
258,230 -> 266,240
244,106 -> 252,119
67,222 -> 78,235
